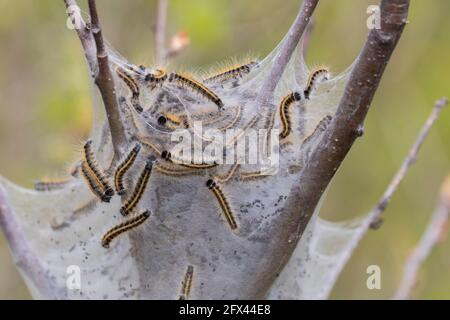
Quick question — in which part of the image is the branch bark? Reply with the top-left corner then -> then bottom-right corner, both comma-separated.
256,0 -> 319,111
274,0 -> 411,269
154,0 -> 168,66
64,0 -> 97,74
87,0 -> 127,158
393,175 -> 450,299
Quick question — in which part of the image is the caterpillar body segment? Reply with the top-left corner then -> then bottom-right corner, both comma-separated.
114,143 -> 142,195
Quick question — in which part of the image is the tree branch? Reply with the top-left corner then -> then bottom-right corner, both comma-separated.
87,0 -> 127,158
271,0 -> 411,271
256,0 -> 319,111
393,175 -> 450,299
64,0 -> 97,75
154,0 -> 168,66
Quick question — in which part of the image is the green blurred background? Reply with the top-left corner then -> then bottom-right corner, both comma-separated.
0,0 -> 449,299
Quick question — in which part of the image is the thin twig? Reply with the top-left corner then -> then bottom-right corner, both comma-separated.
88,0 -> 127,158
154,0 -> 168,66
370,98 -> 448,228
64,0 -> 97,74
0,186 -> 67,299
256,0 -> 319,111
393,175 -> 450,300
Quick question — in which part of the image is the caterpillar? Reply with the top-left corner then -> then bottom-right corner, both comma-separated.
303,67 -> 330,99
81,162 -> 110,202
279,92 -> 302,140
115,66 -> 143,112
203,61 -> 258,84
168,72 -> 224,110
145,68 -> 168,86
101,210 -> 151,248
178,265 -> 194,300
34,178 -> 72,192
161,150 -> 218,169
120,158 -> 154,216
114,143 -> 142,195
154,163 -> 200,177
83,140 -> 114,200
206,179 -> 237,230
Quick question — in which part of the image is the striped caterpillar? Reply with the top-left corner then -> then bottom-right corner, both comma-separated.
115,66 -> 143,112
81,140 -> 114,202
168,73 -> 224,110
114,143 -> 142,195
206,179 -> 237,230
203,61 -> 258,84
120,158 -> 154,216
178,265 -> 194,300
101,210 -> 151,248
279,92 -> 302,140
303,67 -> 330,99
161,150 -> 218,169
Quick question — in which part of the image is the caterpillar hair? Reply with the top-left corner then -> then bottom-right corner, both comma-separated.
206,179 -> 237,230
83,140 -> 114,200
115,66 -> 143,112
168,72 -> 224,110
120,158 -> 155,216
279,92 -> 302,140
136,136 -> 162,156
34,178 -> 72,192
303,67 -> 330,100
114,143 -> 142,195
203,61 -> 258,84
161,150 -> 218,169
101,210 -> 151,248
179,265 -> 194,300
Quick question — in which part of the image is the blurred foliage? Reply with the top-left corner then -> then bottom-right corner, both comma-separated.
0,0 -> 449,299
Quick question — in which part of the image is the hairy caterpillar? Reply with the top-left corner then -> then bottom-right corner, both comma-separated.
206,179 -> 237,230
203,61 -> 258,84
80,162 -> 110,202
178,265 -> 194,300
303,67 -> 330,99
120,158 -> 154,216
279,92 -> 302,140
168,73 -> 224,110
114,143 -> 142,195
115,66 -> 143,112
82,140 -> 114,201
101,210 -> 151,248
